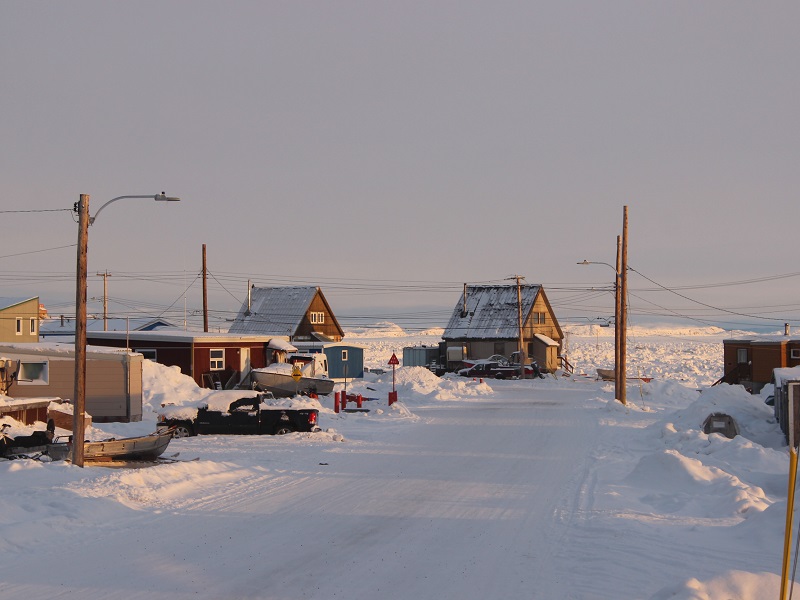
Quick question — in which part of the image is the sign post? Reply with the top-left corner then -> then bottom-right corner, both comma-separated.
291,364 -> 302,397
388,353 -> 399,405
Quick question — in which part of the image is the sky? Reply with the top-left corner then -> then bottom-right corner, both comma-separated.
2,1 -> 799,332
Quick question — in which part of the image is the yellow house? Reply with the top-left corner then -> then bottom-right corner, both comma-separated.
0,297 -> 40,343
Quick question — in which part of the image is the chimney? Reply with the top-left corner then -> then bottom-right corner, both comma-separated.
786,323 -> 791,336
461,283 -> 468,318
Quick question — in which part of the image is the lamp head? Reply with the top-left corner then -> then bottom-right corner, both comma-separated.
155,192 -> 180,202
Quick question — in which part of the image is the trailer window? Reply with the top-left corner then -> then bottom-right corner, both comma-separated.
737,349 -> 748,364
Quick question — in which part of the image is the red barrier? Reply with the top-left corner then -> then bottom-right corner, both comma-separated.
334,392 -> 340,414
388,391 -> 398,406
341,393 -> 347,410
357,394 -> 363,408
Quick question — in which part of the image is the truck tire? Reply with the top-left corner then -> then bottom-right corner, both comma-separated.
275,427 -> 294,435
172,424 -> 194,438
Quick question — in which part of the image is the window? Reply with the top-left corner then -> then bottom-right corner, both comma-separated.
310,312 -> 325,324
791,349 -> 800,360
15,318 -> 22,335
342,349 -> 348,362
210,349 -> 224,370
136,349 -> 157,361
532,312 -> 547,324
18,361 -> 48,385
29,318 -> 37,335
737,348 -> 748,364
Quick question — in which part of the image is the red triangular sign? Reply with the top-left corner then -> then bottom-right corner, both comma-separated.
388,353 -> 399,366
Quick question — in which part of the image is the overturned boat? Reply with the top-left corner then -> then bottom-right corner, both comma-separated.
252,353 -> 335,398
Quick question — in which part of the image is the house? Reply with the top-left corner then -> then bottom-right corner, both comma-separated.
442,284 -> 564,372
721,329 -> 800,393
0,342 -> 143,422
228,286 -> 344,342
0,297 -> 41,343
86,330 -> 294,389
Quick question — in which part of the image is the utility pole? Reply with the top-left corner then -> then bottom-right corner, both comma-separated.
614,235 -> 622,402
202,244 -> 209,332
507,275 -> 526,379
96,270 -> 112,331
619,206 -> 629,406
73,194 -> 89,467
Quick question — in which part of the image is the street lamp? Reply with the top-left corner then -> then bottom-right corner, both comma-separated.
72,193 -> 180,466
578,248 -> 626,404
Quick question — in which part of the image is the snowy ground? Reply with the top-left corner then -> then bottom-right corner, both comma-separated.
1,324 -> 798,599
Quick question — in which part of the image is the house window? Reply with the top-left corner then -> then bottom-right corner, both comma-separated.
532,312 -> 546,324
29,318 -> 37,335
210,349 -> 224,370
136,349 -> 157,361
737,348 -> 749,364
791,349 -> 800,360
16,318 -> 22,335
310,312 -> 325,324
342,349 -> 348,362
18,361 -> 48,385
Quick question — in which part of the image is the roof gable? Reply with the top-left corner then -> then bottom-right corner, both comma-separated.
443,285 -> 542,340
228,286 -> 320,336
0,297 -> 38,312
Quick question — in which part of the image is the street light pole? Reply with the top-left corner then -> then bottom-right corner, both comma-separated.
577,258 -> 622,403
72,193 -> 180,467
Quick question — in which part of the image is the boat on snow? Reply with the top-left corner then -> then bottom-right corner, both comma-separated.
252,353 -> 335,398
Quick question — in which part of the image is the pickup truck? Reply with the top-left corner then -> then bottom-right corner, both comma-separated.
157,390 -> 320,437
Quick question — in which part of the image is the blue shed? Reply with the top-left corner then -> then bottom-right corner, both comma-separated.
293,342 -> 366,380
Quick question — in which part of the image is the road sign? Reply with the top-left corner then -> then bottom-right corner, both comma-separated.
291,365 -> 302,383
388,353 -> 399,366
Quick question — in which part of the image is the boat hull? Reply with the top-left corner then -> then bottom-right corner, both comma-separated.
252,371 -> 335,398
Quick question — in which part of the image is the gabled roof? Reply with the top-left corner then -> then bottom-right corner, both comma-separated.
443,284 -> 543,340
228,286 -> 341,337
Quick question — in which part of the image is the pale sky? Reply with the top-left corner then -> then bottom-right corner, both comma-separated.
2,1 -> 798,332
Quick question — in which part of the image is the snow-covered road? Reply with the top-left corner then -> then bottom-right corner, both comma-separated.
0,386 -> 599,600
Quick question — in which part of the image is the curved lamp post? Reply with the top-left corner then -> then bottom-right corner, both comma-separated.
73,193 -> 180,466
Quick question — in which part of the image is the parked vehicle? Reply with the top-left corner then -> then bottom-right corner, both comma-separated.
157,390 -> 320,437
252,353 -> 334,398
458,361 -> 538,379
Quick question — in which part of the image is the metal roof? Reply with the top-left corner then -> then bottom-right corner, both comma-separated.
228,286 -> 320,336
443,285 -> 542,340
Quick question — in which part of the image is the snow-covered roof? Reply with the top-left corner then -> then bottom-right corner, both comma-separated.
773,366 -> 800,388
86,330 -> 284,344
40,316 -> 176,336
534,333 -> 558,346
443,285 -> 542,340
228,286 -> 320,336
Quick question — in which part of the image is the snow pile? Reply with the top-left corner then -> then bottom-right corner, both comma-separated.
346,366 -> 494,402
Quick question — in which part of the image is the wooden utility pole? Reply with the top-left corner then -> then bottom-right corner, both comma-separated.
202,244 -> 209,332
614,235 -> 622,401
619,206 -> 629,405
73,194 -> 89,467
96,270 -> 112,331
515,275 -> 525,378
